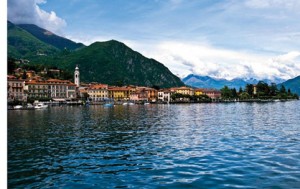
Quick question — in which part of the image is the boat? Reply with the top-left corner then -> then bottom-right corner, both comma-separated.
13,105 -> 23,109
25,103 -> 35,110
128,102 -> 135,105
122,102 -> 128,105
34,103 -> 48,109
104,103 -> 114,107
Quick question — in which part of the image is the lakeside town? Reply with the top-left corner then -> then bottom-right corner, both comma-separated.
8,65 -> 221,107
8,64 -> 298,109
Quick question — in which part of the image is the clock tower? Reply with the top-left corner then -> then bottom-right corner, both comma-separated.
74,65 -> 80,87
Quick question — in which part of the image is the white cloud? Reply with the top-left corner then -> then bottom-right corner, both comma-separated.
8,0 -> 66,34
245,0 -> 300,9
125,40 -> 300,80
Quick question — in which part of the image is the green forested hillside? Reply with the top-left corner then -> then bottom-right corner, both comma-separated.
7,21 -> 59,59
48,40 -> 184,88
18,24 -> 85,50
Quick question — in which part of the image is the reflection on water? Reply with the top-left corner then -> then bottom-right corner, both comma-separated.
8,102 -> 300,188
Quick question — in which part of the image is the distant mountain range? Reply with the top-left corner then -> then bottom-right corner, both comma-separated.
279,76 -> 300,95
7,21 -> 184,88
182,74 -> 283,89
182,74 -> 300,95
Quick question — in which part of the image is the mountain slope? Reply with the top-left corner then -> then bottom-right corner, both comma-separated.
279,76 -> 300,95
7,21 -> 185,88
182,74 -> 248,89
182,74 -> 285,89
46,40 -> 185,88
7,21 -> 59,58
18,24 -> 85,50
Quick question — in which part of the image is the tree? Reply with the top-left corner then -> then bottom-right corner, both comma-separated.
231,88 -> 238,98
245,84 -> 254,96
239,87 -> 243,94
151,85 -> 160,90
221,86 -> 232,99
8,58 -> 17,74
256,81 -> 269,96
280,85 -> 286,94
239,92 -> 251,100
269,83 -> 278,96
22,70 -> 27,79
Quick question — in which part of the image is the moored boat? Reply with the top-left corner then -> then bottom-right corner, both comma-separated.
13,105 -> 23,109
34,103 -> 48,109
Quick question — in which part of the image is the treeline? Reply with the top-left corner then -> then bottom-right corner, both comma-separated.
171,93 -> 211,102
221,81 -> 299,100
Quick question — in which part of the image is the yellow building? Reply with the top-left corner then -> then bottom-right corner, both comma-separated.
171,86 -> 194,96
108,87 -> 131,100
87,84 -> 108,101
194,89 -> 204,96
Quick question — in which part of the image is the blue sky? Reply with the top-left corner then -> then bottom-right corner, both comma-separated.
7,0 -> 300,80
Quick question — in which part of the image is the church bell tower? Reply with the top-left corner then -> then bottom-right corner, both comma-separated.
74,65 -> 80,87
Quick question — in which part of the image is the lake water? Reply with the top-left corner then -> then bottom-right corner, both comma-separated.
8,101 -> 300,188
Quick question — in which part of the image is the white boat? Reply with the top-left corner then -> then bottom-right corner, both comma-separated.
34,103 -> 48,109
128,102 -> 134,105
122,102 -> 128,105
14,105 -> 23,109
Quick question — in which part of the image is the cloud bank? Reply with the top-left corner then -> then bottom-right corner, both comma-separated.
126,41 -> 300,80
8,0 -> 66,34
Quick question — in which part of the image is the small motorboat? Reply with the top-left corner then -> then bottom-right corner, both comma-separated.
13,105 -> 23,109
34,103 -> 48,109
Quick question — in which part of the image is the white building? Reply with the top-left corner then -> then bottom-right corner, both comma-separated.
158,89 -> 172,103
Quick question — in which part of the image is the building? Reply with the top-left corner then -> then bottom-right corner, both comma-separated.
26,79 -> 49,99
135,87 -> 158,102
194,89 -> 204,96
202,89 -> 221,99
253,85 -> 257,95
7,75 -> 27,102
47,79 -> 76,99
158,89 -> 172,103
108,86 -> 132,100
25,79 -> 76,100
26,70 -> 35,79
170,86 -> 194,96
130,87 -> 148,102
87,84 -> 108,101
74,65 -> 80,87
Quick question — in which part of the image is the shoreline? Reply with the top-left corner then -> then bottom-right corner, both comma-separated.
7,98 -> 299,110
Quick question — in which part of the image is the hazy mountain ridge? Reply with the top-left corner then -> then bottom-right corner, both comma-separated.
279,76 -> 300,95
182,74 -> 286,89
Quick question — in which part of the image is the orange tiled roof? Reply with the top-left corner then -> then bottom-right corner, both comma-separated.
108,87 -> 131,91
89,84 -> 108,90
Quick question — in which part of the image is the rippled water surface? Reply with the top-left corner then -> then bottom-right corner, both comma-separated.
8,101 -> 300,188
